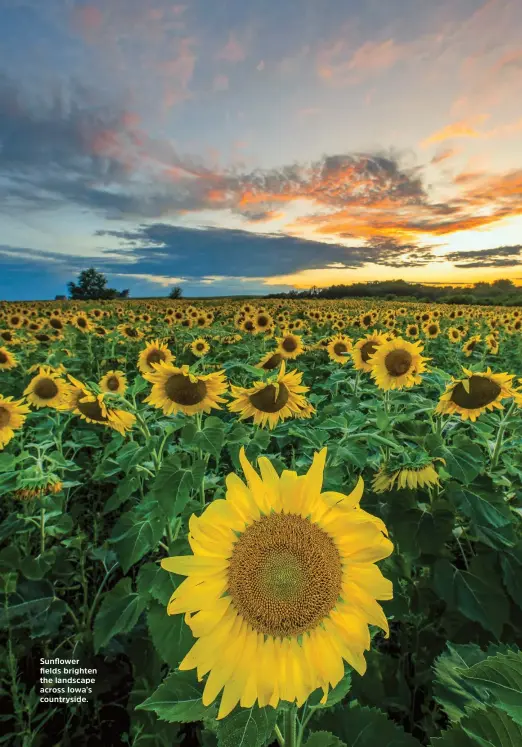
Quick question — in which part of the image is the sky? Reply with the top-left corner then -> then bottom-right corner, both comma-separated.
1,0 -> 522,300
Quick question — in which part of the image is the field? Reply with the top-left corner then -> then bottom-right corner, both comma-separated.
1,298 -> 522,747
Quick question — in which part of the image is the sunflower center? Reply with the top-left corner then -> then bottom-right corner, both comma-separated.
34,378 -> 59,400
77,317 -> 87,328
227,512 -> 343,637
244,320 -> 255,331
77,398 -> 109,423
261,353 -> 283,370
428,325 -> 437,334
333,341 -> 348,355
282,337 -> 297,352
0,351 -> 8,364
257,315 -> 269,327
147,349 -> 166,365
125,327 -> 139,338
249,383 -> 289,413
0,407 -> 11,427
450,376 -> 502,409
106,376 -> 120,392
361,341 -> 378,362
50,318 -> 63,329
165,374 -> 207,405
384,349 -> 413,376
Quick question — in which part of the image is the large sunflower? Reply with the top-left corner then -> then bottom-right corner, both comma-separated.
368,337 -> 429,391
0,347 -> 17,370
144,363 -> 227,416
161,448 -> 392,719
351,332 -> 389,373
23,367 -> 69,409
0,395 -> 30,449
327,335 -> 353,365
256,351 -> 284,371
434,367 -> 515,422
276,333 -> 304,360
138,339 -> 174,374
228,361 -> 310,429
99,370 -> 127,396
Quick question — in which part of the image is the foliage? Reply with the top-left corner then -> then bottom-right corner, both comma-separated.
67,267 -> 129,300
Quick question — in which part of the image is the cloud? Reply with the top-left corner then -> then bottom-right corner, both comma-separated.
443,245 -> 522,268
421,116 -> 488,147
217,31 -> 246,63
431,147 -> 460,165
213,74 -> 229,92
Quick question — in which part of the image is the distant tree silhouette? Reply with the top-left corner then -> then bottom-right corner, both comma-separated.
169,286 -> 183,299
67,268 -> 129,300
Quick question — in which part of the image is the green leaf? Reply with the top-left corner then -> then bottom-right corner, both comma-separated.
215,704 -> 278,747
461,651 -> 522,726
0,453 -> 17,472
443,435 -> 484,484
194,416 -> 225,459
447,481 -> 515,549
313,704 -> 421,746
432,559 -> 509,638
136,670 -> 216,723
434,643 -> 497,722
304,733 -> 347,747
103,476 -> 139,514
308,669 -> 352,709
93,578 -> 147,653
147,600 -> 194,669
500,542 -> 522,610
111,502 -> 165,573
137,562 -> 177,606
155,468 -> 193,520
431,706 -> 522,747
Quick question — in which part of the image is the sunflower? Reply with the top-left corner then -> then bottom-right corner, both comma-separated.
144,363 -> 228,416
253,312 -> 273,333
8,314 -> 24,329
118,324 -> 144,340
405,324 -> 419,339
0,330 -> 17,345
0,395 -> 30,449
462,335 -> 481,357
228,361 -> 310,429
373,457 -> 445,492
368,338 -> 429,391
486,334 -> 499,355
351,332 -> 389,373
23,367 -> 69,410
160,447 -> 392,719
276,333 -> 304,360
256,351 -> 284,371
73,391 -> 136,435
71,314 -> 92,333
423,321 -> 440,339
99,370 -> 127,396
0,347 -> 17,370
434,367 -> 515,422
327,335 -> 353,364
191,338 -> 210,358
239,317 -> 256,334
138,339 -> 174,374
448,327 -> 461,344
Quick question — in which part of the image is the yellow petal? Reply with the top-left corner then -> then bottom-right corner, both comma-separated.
161,555 -> 229,576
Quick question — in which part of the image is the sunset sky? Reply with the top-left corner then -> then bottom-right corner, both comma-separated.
1,0 -> 522,300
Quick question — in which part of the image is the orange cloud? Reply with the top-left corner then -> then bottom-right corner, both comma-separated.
431,148 -> 460,165
318,38 -> 405,84
421,116 -> 488,147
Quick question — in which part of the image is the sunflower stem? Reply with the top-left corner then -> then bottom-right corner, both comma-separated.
40,507 -> 46,555
274,724 -> 285,747
284,706 -> 298,747
491,400 -> 517,469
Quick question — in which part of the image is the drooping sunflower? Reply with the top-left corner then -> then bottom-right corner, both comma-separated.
327,335 -> 353,364
23,367 -> 69,410
73,391 -> 136,435
351,332 -> 389,373
228,361 -> 310,429
161,447 -> 393,719
191,338 -> 210,358
276,333 -> 304,360
138,339 -> 174,374
143,363 -> 228,416
0,330 -> 18,345
373,457 -> 445,492
462,335 -> 481,358
99,370 -> 127,396
256,351 -> 284,371
368,337 -> 429,391
0,347 -> 17,370
0,395 -> 30,449
486,334 -> 499,355
434,367 -> 515,422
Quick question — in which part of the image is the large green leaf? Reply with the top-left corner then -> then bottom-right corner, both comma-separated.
433,643 -> 496,722
93,577 -> 146,652
147,600 -> 194,669
136,670 -> 217,723
500,542 -> 522,610
432,559 -> 509,637
446,481 -> 516,549
431,706 -> 522,747
215,704 -> 277,747
461,651 -> 522,726
111,501 -> 165,572
443,435 -> 484,484
304,733 -> 347,747
194,416 -> 225,459
312,704 -> 421,746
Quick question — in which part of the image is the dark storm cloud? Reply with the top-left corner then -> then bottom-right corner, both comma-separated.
444,245 -> 522,268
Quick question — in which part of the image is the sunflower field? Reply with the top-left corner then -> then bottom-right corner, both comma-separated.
1,298 -> 522,747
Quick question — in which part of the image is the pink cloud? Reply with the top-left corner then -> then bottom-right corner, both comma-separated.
74,5 -> 103,32
217,32 -> 246,63
213,74 -> 229,92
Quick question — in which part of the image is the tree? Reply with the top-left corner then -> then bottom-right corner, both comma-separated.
169,286 -> 183,299
67,268 -> 128,300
